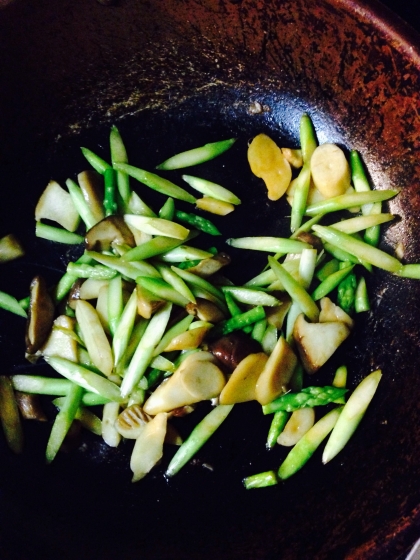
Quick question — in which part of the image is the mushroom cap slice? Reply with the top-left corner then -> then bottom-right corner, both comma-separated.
25,276 -> 55,355
293,313 -> 351,374
219,352 -> 268,404
255,337 -> 298,405
85,215 -> 136,252
143,351 -> 226,415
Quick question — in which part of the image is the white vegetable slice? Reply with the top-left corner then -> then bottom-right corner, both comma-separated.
101,402 -> 120,448
143,351 -> 226,415
255,337 -> 298,405
219,352 -> 268,404
130,412 -> 168,482
35,180 -> 80,232
182,175 -> 241,205
41,315 -> 78,362
277,407 -> 315,446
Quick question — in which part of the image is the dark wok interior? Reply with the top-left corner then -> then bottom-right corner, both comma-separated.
1,0 -> 420,558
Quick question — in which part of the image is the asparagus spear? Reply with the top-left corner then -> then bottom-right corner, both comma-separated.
46,382 -> 84,463
311,264 -> 355,301
266,410 -> 289,449
278,407 -> 342,479
174,210 -> 221,236
0,290 -> 28,318
262,386 -> 348,414
114,163 -> 197,204
337,266 -> 357,314
243,470 -> 278,489
208,306 -> 266,338
322,370 -> 382,463
110,125 -> 131,205
104,167 -> 118,216
355,276 -> 370,312
290,113 -> 318,232
156,138 -> 236,170
81,147 -> 112,174
166,404 -> 234,476
312,225 -> 402,273
35,223 -> 84,245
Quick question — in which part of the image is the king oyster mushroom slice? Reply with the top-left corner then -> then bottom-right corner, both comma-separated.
85,215 -> 136,252
186,297 -> 226,323
25,275 -> 55,355
219,352 -> 268,405
186,252 -> 231,278
115,404 -> 153,439
142,351 -> 226,416
35,180 -> 80,232
293,313 -> 351,375
77,170 -> 105,224
15,392 -> 47,422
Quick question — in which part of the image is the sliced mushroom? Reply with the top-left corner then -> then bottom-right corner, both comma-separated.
255,336 -> 298,405
186,253 -> 231,278
219,352 -> 268,404
295,231 -> 324,252
15,392 -> 47,421
136,284 -> 165,319
163,325 -> 211,352
85,215 -> 136,252
208,331 -> 262,372
0,234 -> 25,263
77,170 -> 105,224
143,351 -> 226,415
186,297 -> 226,323
319,297 -> 354,328
265,292 -> 292,329
35,180 -> 80,232
115,404 -> 152,439
293,313 -> 351,374
277,408 -> 315,447
25,276 -> 55,355
78,278 -> 110,301
130,412 -> 167,482
67,278 -> 85,310
41,314 -> 78,362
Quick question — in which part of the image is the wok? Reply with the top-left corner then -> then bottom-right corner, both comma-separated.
1,0 -> 420,558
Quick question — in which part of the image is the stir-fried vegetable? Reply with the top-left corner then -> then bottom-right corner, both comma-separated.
0,114 -> 411,487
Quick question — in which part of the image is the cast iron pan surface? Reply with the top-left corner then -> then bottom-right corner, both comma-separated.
1,0 -> 420,558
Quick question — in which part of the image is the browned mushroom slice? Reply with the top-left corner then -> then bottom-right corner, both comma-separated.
293,313 -> 351,374
0,234 -> 25,263
186,297 -> 226,323
85,215 -> 136,252
136,284 -> 166,319
15,392 -> 47,421
77,170 -> 105,224
265,292 -> 292,329
67,278 -> 85,310
115,404 -> 152,439
25,275 -> 55,355
208,331 -> 262,372
143,351 -> 226,415
186,252 -> 231,278
295,231 -> 324,252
